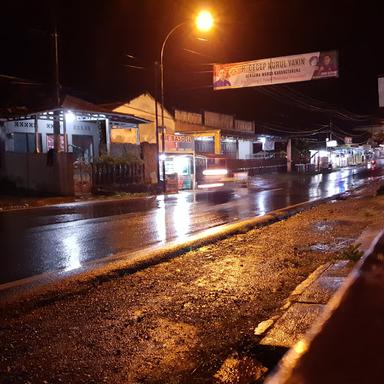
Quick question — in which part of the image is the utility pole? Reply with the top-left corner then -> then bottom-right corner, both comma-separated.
329,118 -> 333,140
53,25 -> 60,107
286,138 -> 292,173
154,61 -> 161,186
52,22 -> 61,152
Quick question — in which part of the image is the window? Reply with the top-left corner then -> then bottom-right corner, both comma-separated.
13,133 -> 42,153
46,134 -> 65,151
222,141 -> 237,158
195,137 -> 214,154
253,142 -> 263,154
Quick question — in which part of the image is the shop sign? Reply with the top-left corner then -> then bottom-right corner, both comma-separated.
165,134 -> 194,152
326,140 -> 337,147
344,136 -> 352,145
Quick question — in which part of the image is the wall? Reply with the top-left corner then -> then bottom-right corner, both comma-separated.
5,119 -> 100,158
111,128 -> 138,144
238,139 -> 253,159
110,93 -> 175,144
141,142 -> 158,184
234,119 -> 255,133
221,140 -> 237,158
2,152 -> 74,195
109,143 -> 141,159
175,109 -> 255,135
205,111 -> 234,130
174,110 -> 202,125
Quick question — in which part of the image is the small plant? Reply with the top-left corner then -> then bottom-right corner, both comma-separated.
339,243 -> 363,261
96,154 -> 143,165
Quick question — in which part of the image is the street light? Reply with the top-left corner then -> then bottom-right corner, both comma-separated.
159,10 -> 214,193
195,10 -> 214,32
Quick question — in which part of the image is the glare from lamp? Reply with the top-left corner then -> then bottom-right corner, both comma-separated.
203,168 -> 228,176
198,183 -> 224,189
196,10 -> 214,32
65,110 -> 76,123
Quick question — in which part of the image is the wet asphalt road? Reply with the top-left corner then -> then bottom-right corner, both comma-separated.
0,165 -> 383,285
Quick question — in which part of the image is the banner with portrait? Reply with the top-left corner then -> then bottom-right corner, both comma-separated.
213,50 -> 338,90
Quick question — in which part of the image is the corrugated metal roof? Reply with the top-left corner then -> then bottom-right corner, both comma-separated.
0,94 -> 151,125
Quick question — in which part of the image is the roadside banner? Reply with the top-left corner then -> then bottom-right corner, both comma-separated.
213,50 -> 338,90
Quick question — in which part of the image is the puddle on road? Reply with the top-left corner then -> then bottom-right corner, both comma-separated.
309,238 -> 353,253
313,222 -> 333,232
309,243 -> 332,252
296,234 -> 354,253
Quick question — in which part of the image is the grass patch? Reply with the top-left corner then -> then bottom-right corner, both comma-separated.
339,243 -> 363,261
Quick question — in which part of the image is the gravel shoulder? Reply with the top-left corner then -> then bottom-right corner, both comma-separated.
1,193 -> 384,383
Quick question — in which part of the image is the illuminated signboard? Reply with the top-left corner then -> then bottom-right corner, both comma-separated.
326,140 -> 337,147
165,134 -> 194,152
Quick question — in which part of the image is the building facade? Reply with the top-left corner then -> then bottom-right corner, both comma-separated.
0,95 -> 149,195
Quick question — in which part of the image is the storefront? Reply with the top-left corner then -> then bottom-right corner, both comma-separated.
1,96 -> 149,162
310,142 -> 368,170
161,133 -> 196,191
0,96 -> 150,195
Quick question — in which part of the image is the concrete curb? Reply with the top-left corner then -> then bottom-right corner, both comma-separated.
263,227 -> 384,384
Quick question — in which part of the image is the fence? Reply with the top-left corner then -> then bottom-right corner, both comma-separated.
226,157 -> 287,175
92,162 -> 145,192
247,151 -> 287,160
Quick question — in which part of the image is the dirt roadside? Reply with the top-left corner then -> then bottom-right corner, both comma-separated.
1,191 -> 384,383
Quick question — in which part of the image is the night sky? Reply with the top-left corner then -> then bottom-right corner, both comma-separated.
1,0 -> 384,135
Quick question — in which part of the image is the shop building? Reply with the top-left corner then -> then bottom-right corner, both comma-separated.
0,95 -> 149,195
309,138 -> 369,171
101,92 -> 287,191
101,92 -> 175,149
174,109 -> 257,159
1,95 -> 149,159
162,133 -> 195,191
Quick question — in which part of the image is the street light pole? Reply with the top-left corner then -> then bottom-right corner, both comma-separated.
154,61 -> 161,186
159,22 -> 186,193
158,10 -> 214,194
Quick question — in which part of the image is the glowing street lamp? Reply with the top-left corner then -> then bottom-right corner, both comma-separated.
195,10 -> 214,32
158,10 -> 214,192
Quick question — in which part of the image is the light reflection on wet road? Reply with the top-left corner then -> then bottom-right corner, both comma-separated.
0,165 -> 382,285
